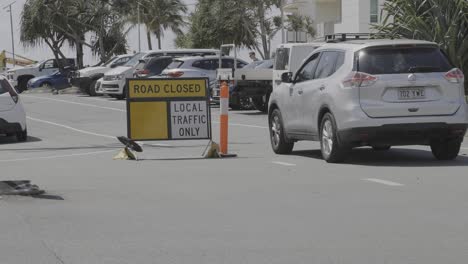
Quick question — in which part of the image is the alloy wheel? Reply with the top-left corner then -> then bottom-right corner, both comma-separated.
271,115 -> 281,148
322,119 -> 333,157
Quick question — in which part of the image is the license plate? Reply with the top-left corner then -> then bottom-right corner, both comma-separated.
398,88 -> 425,100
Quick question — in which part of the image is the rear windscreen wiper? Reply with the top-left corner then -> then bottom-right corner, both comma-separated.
408,66 -> 440,73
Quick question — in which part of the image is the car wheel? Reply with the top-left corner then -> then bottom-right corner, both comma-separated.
372,145 -> 391,151
89,80 -> 97,96
116,86 -> 127,100
320,113 -> 348,163
18,79 -> 28,93
230,103 -> 242,110
16,128 -> 27,142
430,139 -> 461,160
252,94 -> 269,113
269,109 -> 294,154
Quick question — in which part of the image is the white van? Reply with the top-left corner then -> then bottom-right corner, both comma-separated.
273,42 -> 323,91
100,49 -> 219,99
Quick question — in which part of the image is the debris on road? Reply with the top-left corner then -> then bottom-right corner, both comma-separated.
0,181 -> 45,196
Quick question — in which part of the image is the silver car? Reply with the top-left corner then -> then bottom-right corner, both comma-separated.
160,56 -> 247,80
269,38 -> 467,163
159,56 -> 248,102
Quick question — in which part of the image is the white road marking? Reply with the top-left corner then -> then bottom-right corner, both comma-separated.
22,95 -> 125,112
74,96 -> 125,104
23,96 -> 268,130
27,116 -> 116,139
272,161 -> 296,167
27,116 -> 172,147
362,178 -> 404,187
0,150 -> 116,162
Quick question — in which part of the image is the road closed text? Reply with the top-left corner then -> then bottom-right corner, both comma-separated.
129,79 -> 207,98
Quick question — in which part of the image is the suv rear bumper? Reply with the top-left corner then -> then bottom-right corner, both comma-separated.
338,123 -> 467,147
0,118 -> 22,134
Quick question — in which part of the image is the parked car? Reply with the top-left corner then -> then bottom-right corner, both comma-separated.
159,56 -> 248,104
70,54 -> 133,96
27,70 -> 72,90
269,37 -> 467,163
6,58 -> 76,93
162,55 -> 247,80
133,56 -> 174,78
0,76 -> 27,142
100,49 -> 219,99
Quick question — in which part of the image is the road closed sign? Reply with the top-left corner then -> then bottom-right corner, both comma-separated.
126,78 -> 211,141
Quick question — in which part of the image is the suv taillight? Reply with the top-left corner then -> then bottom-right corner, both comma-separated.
2,80 -> 18,103
8,88 -> 18,104
342,71 -> 377,88
444,68 -> 464,83
135,69 -> 150,78
10,93 -> 19,104
168,71 -> 184,78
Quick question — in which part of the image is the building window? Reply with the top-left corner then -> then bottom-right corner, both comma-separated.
370,0 -> 379,23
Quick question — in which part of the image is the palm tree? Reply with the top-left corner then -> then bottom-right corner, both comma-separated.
375,0 -> 468,91
132,0 -> 188,50
21,0 -> 68,69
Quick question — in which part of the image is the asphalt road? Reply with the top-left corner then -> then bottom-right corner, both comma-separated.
2,93 -> 468,264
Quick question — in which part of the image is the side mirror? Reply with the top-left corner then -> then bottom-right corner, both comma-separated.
110,63 -> 117,68
281,72 -> 293,83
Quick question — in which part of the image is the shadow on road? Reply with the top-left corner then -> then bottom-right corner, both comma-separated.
0,144 -> 122,152
0,136 -> 42,145
291,148 -> 468,167
31,194 -> 65,200
236,111 -> 268,116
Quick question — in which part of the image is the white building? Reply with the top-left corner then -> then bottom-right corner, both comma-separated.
282,0 -> 386,41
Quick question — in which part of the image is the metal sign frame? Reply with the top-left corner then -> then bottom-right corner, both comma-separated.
126,77 -> 212,141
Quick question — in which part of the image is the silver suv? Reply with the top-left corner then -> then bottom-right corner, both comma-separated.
268,39 -> 467,163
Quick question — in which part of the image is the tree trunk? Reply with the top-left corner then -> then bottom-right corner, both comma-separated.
45,38 -> 65,71
46,44 -> 62,70
147,29 -> 153,50
76,40 -> 84,69
99,1 -> 106,62
257,4 -> 269,59
155,30 -> 162,50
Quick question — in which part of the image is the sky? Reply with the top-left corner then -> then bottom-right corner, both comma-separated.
0,0 -> 280,67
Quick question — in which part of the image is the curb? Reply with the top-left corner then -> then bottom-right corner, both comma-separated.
57,87 -> 81,95
22,87 -> 52,94
22,87 -> 82,95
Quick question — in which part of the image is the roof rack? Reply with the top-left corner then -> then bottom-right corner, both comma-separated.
325,33 -> 385,43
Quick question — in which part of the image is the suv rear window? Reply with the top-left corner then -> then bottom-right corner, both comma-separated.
356,46 -> 452,75
166,60 -> 184,70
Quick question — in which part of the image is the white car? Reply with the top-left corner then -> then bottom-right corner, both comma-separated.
70,54 -> 133,96
0,76 -> 27,142
100,49 -> 219,99
269,37 -> 467,162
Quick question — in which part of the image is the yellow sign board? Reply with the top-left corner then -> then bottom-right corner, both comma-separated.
129,79 -> 207,98
129,102 -> 168,140
126,78 -> 211,141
